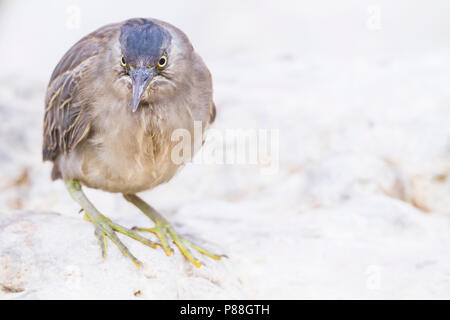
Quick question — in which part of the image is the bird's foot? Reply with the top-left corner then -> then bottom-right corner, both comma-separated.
84,213 -> 158,267
132,221 -> 224,267
66,179 -> 157,267
124,193 -> 226,267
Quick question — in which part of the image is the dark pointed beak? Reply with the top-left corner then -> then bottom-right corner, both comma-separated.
130,67 -> 156,112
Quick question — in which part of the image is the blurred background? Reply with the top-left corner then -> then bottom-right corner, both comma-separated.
0,0 -> 449,299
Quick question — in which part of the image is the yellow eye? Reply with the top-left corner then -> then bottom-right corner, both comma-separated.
120,56 -> 127,67
158,55 -> 167,68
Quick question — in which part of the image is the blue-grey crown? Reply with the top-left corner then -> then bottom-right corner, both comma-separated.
119,19 -> 172,67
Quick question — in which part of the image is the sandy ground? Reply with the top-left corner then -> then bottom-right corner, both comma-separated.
0,0 -> 450,299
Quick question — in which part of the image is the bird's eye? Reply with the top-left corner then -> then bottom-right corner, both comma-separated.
120,56 -> 127,67
158,55 -> 167,68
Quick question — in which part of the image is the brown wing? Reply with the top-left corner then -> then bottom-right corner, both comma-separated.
43,23 -> 119,162
43,69 -> 91,161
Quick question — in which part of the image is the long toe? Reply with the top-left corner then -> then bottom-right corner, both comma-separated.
133,221 -> 224,268
132,226 -> 174,256
85,212 -> 156,267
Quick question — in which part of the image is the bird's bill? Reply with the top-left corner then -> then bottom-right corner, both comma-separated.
131,67 -> 156,112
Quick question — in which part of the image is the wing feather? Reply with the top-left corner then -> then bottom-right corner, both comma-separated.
43,63 -> 90,161
42,23 -> 119,162
209,102 -> 216,124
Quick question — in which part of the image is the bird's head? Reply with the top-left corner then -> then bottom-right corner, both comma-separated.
118,19 -> 186,112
